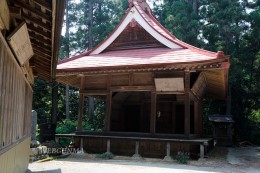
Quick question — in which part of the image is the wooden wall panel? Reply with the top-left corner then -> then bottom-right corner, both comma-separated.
133,73 -> 153,85
84,75 -> 108,90
0,33 -> 32,154
111,74 -> 129,86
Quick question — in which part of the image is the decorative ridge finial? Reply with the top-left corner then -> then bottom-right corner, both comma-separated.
129,0 -> 134,7
128,0 -> 152,15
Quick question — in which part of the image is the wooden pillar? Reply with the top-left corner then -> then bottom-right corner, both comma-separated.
150,92 -> 156,134
198,100 -> 203,135
194,101 -> 199,134
172,101 -> 176,134
105,92 -> 112,131
77,93 -> 84,131
184,70 -> 190,136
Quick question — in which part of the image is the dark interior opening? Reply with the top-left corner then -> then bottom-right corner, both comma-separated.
110,91 -> 150,133
124,105 -> 141,132
175,105 -> 184,134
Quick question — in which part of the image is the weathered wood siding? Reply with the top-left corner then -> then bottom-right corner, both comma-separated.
0,33 -> 32,172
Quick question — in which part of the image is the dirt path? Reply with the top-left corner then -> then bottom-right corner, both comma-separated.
26,147 -> 260,173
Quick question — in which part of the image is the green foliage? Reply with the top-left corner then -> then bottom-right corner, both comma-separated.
175,151 -> 190,164
96,152 -> 114,159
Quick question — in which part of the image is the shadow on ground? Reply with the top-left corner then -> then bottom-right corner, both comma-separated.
26,169 -> 61,173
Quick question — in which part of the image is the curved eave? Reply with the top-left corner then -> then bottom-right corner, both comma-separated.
57,57 -> 229,74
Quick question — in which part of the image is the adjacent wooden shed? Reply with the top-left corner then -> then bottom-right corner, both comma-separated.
0,0 -> 65,172
56,0 -> 230,158
209,115 -> 234,146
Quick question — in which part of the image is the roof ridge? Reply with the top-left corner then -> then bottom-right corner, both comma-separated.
58,50 -> 91,65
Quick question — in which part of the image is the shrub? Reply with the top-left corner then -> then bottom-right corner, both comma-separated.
175,151 -> 190,164
96,153 -> 114,159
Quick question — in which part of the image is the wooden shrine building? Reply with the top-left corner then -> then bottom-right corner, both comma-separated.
0,0 -> 65,172
56,0 -> 230,158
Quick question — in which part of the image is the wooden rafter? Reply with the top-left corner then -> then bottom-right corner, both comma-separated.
28,31 -> 51,45
27,23 -> 51,39
31,0 -> 52,11
32,47 -> 51,57
11,0 -> 51,21
31,42 -> 51,54
32,53 -> 51,62
22,13 -> 51,32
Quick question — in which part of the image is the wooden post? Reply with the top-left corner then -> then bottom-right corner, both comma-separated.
194,101 -> 199,134
105,92 -> 112,131
77,93 -> 84,131
172,101 -> 176,134
150,92 -> 156,134
184,70 -> 190,136
198,100 -> 203,135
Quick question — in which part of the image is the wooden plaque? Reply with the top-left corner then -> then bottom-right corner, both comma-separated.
155,78 -> 184,92
7,22 -> 33,66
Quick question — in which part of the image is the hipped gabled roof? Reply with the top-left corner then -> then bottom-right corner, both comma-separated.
57,0 -> 229,73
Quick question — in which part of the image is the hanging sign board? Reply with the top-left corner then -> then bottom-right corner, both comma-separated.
7,22 -> 34,66
155,78 -> 184,92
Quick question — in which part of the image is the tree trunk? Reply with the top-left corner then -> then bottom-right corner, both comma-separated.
65,0 -> 70,119
192,0 -> 199,15
51,82 -> 58,124
87,1 -> 94,124
88,0 -> 93,50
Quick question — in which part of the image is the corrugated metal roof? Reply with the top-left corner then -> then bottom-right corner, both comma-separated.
57,48 -> 218,70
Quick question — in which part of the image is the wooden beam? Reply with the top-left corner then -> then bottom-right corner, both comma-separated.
31,40 -> 51,54
32,47 -> 51,57
27,23 -> 51,39
150,92 -> 156,134
32,51 -> 51,63
105,92 -> 112,131
9,7 -> 22,19
110,85 -> 155,91
31,0 -> 52,11
77,94 -> 84,131
22,13 -> 51,32
156,91 -> 184,95
80,90 -> 107,95
28,31 -> 51,45
184,70 -> 190,136
11,0 -> 52,21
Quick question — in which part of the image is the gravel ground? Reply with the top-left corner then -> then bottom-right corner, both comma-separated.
26,147 -> 260,173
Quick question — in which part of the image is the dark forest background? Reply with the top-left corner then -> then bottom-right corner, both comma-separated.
32,0 -> 259,145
